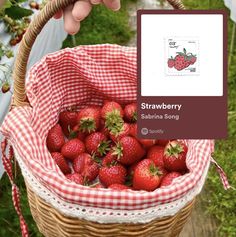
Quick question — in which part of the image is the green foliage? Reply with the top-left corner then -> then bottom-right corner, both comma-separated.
63,0 -> 134,47
5,5 -> 33,20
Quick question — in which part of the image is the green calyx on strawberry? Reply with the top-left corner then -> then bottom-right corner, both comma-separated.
112,136 -> 145,165
85,132 -> 110,156
77,106 -> 100,133
163,140 -> 188,172
105,109 -> 124,135
109,122 -> 130,142
133,159 -> 162,191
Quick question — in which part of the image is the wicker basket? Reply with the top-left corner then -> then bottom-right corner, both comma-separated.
10,0 -> 197,236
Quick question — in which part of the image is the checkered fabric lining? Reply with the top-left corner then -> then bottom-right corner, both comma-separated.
1,44 -> 214,210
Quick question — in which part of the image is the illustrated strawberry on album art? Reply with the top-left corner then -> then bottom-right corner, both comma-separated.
165,37 -> 199,75
167,48 -> 197,71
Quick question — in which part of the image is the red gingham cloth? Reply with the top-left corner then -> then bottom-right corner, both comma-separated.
1,44 -> 215,210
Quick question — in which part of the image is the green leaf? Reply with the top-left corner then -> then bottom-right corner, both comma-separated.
5,6 -> 33,19
183,48 -> 187,54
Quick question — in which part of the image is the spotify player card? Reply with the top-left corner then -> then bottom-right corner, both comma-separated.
137,10 -> 227,139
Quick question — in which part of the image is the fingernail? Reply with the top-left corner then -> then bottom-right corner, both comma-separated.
111,1 -> 120,11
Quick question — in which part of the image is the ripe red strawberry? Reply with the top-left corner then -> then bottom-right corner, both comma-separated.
66,173 -> 83,185
167,58 -> 175,68
157,140 -> 171,147
73,153 -> 99,182
109,184 -> 130,190
99,164 -> 127,187
101,150 -> 118,166
124,103 -> 137,122
133,159 -> 162,191
109,123 -> 130,142
160,172 -> 182,187
139,139 -> 156,149
101,101 -> 124,119
59,109 -> 78,137
113,136 -> 145,165
61,138 -> 85,160
146,145 -> 165,167
163,140 -> 188,172
77,106 -> 100,133
1,82 -> 10,93
85,132 -> 110,156
51,152 -> 71,174
46,124 -> 65,152
129,123 -> 137,137
69,124 -> 87,140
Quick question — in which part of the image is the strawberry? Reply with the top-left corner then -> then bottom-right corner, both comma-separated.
1,82 -> 10,93
66,173 -> 83,185
51,152 -> 71,174
109,123 -> 130,142
101,101 -> 124,136
124,103 -> 137,122
46,124 -> 65,152
113,136 -> 145,165
146,145 -> 165,167
167,57 -> 175,68
77,106 -> 100,133
160,172 -> 182,187
61,138 -> 85,160
133,159 -> 162,191
59,109 -> 78,137
163,140 -> 188,172
157,140 -> 170,147
174,55 -> 186,71
109,184 -> 130,190
99,164 -> 127,187
101,101 -> 124,119
190,56 -> 197,65
85,132 -> 110,156
73,153 -> 99,182
129,123 -> 137,137
139,139 -> 156,149
69,124 -> 87,140
101,150 -> 118,166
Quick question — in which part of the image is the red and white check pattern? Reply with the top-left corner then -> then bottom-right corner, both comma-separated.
1,44 -> 215,210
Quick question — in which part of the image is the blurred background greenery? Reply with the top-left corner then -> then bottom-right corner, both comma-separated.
0,0 -> 235,236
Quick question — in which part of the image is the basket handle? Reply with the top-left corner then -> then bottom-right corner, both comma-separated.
12,0 -> 185,107
12,0 -> 77,107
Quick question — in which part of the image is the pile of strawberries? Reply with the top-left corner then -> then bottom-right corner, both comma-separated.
168,48 -> 197,71
46,101 -> 188,191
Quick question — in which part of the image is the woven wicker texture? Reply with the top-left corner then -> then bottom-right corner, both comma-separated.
26,182 -> 195,237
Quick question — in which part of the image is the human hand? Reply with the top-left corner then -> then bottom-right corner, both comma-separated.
54,0 -> 121,35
